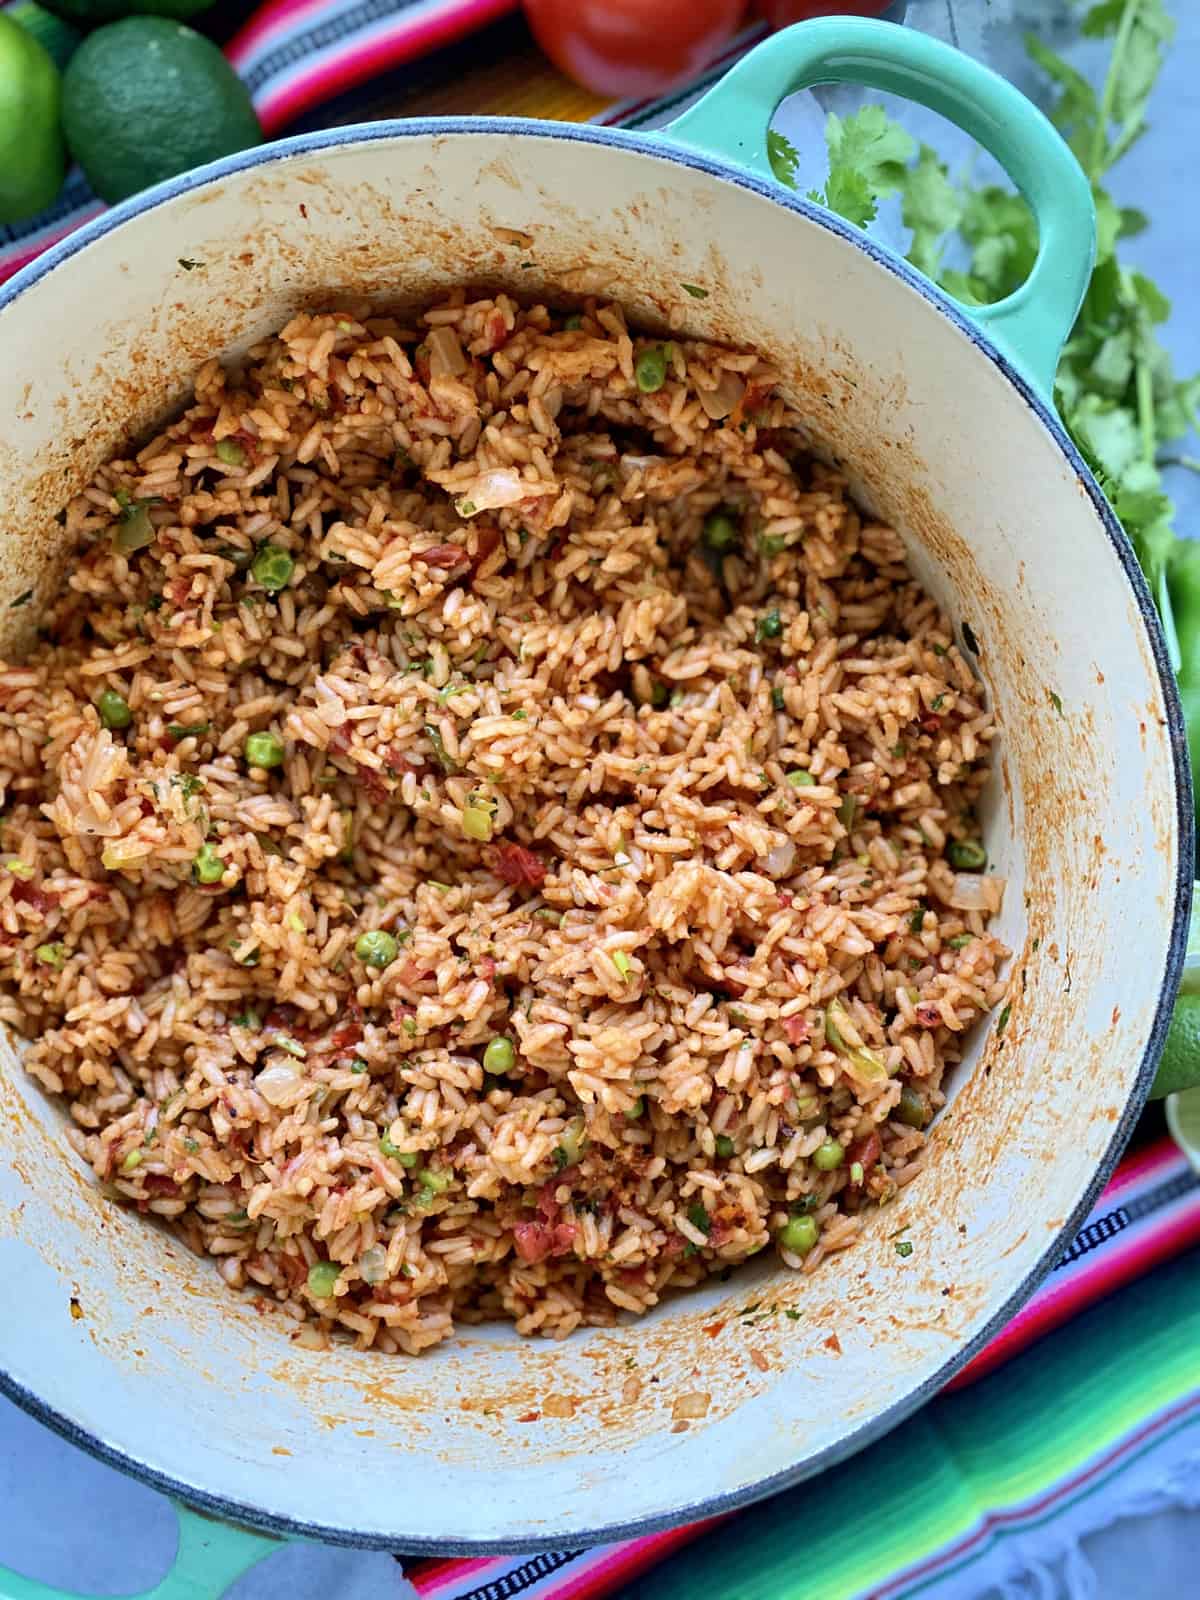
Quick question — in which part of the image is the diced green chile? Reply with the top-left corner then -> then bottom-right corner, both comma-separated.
897,1085 -> 928,1128
113,502 -> 155,554
417,1166 -> 452,1193
715,1134 -> 736,1158
192,843 -> 224,884
244,731 -> 284,769
554,1115 -> 586,1169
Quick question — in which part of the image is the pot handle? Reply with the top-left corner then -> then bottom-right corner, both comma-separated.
663,17 -> 1095,399
0,1503 -> 278,1600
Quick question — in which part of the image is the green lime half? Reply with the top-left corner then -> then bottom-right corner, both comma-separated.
0,12 -> 65,223
62,17 -> 261,204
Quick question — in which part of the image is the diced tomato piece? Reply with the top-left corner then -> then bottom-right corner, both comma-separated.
478,954 -> 496,983
847,1131 -> 882,1182
357,764 -> 390,803
330,1022 -> 363,1052
490,843 -> 547,888
915,1004 -> 942,1028
12,882 -> 56,914
421,543 -> 469,569
783,1014 -> 809,1045
536,1181 -> 561,1226
471,525 -> 501,566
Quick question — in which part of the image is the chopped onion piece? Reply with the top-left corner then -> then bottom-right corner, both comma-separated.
359,1244 -> 389,1284
762,840 -> 796,877
947,872 -> 1001,912
426,326 -> 468,378
254,1060 -> 308,1108
620,454 -> 661,472
459,468 -> 526,513
697,371 -> 745,420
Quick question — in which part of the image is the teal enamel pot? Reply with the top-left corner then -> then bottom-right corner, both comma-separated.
0,18 -> 1191,1588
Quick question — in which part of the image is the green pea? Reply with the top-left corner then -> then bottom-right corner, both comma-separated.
192,843 -> 224,884
786,769 -> 815,787
634,346 -> 668,393
307,1261 -> 340,1299
779,1214 -> 819,1255
702,510 -> 739,552
897,1084 -> 928,1128
813,1138 -> 844,1171
483,1036 -> 515,1074
250,544 -> 295,593
216,439 -> 246,466
563,314 -> 583,330
947,838 -> 987,869
96,689 -> 131,730
715,1134 -> 736,1159
35,942 -> 67,969
756,609 -> 783,641
244,731 -> 284,770
625,1096 -> 645,1119
355,930 -> 398,969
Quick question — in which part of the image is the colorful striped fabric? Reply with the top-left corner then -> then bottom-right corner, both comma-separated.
224,0 -> 519,135
404,1137 -> 1200,1600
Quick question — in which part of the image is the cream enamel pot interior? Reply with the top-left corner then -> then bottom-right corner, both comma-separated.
0,17 -> 1191,1578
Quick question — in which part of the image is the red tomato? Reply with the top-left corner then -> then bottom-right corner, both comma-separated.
522,0 -> 747,99
757,1 -> 905,24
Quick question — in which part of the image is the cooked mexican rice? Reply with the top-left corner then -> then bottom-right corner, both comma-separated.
0,293 -> 1006,1353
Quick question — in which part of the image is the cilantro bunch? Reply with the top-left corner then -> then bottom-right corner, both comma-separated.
772,0 -> 1198,653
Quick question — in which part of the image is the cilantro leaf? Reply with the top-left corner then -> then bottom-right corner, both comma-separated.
819,167 -> 878,228
1024,33 -> 1099,166
807,107 -> 914,226
824,106 -> 915,197
901,145 -> 962,277
767,130 -> 800,190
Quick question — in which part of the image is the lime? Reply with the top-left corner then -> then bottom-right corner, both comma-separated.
62,17 -> 261,204
0,12 -> 66,223
8,2 -> 81,70
1153,991 -> 1200,1100
39,0 -> 214,21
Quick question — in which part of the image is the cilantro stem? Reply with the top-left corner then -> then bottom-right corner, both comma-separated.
1090,0 -> 1141,180
1135,358 -> 1156,464
1160,456 -> 1200,476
